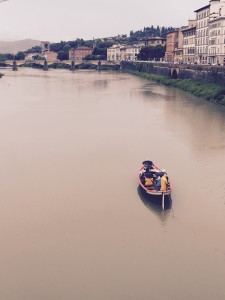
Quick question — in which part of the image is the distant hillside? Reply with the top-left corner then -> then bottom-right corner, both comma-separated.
0,39 -> 41,54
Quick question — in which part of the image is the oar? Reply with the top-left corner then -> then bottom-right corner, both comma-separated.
162,192 -> 165,210
169,194 -> 175,218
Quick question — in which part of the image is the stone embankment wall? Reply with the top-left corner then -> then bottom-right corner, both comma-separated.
121,61 -> 225,85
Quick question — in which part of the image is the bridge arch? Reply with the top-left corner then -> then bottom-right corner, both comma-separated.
170,67 -> 179,79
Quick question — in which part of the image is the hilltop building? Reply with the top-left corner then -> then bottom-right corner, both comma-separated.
145,37 -> 166,47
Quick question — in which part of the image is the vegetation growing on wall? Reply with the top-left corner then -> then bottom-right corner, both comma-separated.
48,63 -> 71,69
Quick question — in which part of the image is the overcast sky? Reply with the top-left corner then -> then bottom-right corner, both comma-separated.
0,0 -> 209,42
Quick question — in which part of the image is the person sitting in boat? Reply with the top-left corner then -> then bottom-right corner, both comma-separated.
155,174 -> 161,190
139,160 -> 154,177
157,169 -> 166,177
144,176 -> 154,187
161,173 -> 168,192
142,160 -> 154,172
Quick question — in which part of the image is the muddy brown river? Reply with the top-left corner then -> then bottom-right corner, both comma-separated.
0,68 -> 225,300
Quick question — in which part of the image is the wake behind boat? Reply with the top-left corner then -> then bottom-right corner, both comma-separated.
138,160 -> 172,209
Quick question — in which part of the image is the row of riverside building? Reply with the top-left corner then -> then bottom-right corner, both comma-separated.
166,0 -> 225,65
107,0 -> 225,66
37,0 -> 225,65
106,37 -> 166,62
27,42 -> 94,62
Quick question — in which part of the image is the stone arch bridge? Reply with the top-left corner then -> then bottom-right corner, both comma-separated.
5,59 -> 120,69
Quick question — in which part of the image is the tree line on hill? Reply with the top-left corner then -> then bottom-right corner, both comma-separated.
130,26 -> 174,40
0,25 -> 174,62
0,46 -> 41,61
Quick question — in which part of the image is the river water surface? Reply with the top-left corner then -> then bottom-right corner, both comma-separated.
0,68 -> 225,300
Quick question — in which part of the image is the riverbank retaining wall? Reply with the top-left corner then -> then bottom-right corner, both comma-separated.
121,61 -> 225,85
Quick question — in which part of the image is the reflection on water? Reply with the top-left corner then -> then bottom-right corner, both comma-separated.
93,79 -> 108,88
137,186 -> 173,223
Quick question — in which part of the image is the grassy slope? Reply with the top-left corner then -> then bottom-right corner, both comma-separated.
128,71 -> 225,106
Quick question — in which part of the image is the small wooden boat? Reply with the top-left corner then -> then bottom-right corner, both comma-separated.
138,160 -> 172,209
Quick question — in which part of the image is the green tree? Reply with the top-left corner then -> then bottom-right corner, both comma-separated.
50,41 -> 67,52
63,43 -> 71,51
67,40 -> 78,48
137,45 -> 165,61
85,54 -> 105,60
15,51 -> 25,60
57,50 -> 69,61
26,46 -> 41,54
129,25 -> 175,39
154,45 -> 165,60
0,53 -> 14,61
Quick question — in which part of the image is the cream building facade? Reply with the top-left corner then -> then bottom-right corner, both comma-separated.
120,45 -> 140,61
208,2 -> 225,64
107,45 -> 140,61
174,28 -> 185,63
182,20 -> 197,64
107,45 -> 122,61
195,4 -> 210,64
165,0 -> 225,65
194,0 -> 225,64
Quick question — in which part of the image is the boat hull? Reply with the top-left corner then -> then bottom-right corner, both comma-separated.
138,183 -> 171,198
138,184 -> 172,208
138,185 -> 172,210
